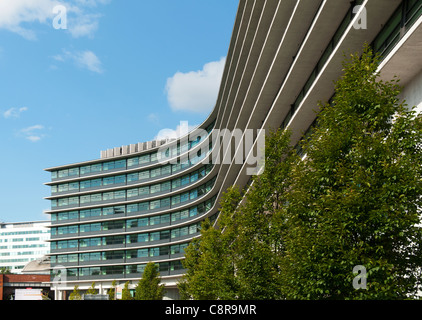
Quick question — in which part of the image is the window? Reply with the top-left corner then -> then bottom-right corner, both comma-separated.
181,209 -> 189,220
150,184 -> 161,194
103,161 -> 115,171
161,214 -> 170,224
171,229 -> 180,239
80,166 -> 91,175
91,164 -> 102,173
172,163 -> 181,173
138,234 -> 149,243
180,192 -> 189,203
139,154 -> 150,164
102,207 -> 114,215
180,227 -> 189,237
190,172 -> 198,182
58,198 -> 69,207
90,194 -> 102,203
69,197 -> 79,205
115,160 -> 126,169
80,180 -> 91,189
190,189 -> 198,200
150,232 -> 160,241
172,179 -> 181,189
69,168 -> 79,177
150,216 -> 161,226
91,179 -> 102,188
91,208 -> 101,217
161,230 -> 170,240
161,181 -> 171,192
139,170 -> 150,180
139,202 -> 149,212
161,165 -> 171,175
139,186 -> 149,195
58,169 -> 69,178
171,211 -> 181,222
69,182 -> 79,191
127,173 -> 139,182
103,177 -> 115,185
103,192 -> 114,201
189,224 -> 198,234
128,157 -> 139,167
190,207 -> 198,217
150,200 -> 160,210
181,175 -> 190,186
151,168 -> 161,178
127,218 -> 148,228
161,198 -> 170,208
127,204 -> 138,213
127,188 -> 139,198
58,184 -> 68,192
171,195 -> 180,206
150,247 -> 160,257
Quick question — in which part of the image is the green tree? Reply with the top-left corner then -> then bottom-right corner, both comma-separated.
180,44 -> 422,300
86,282 -> 97,295
121,281 -> 132,300
108,280 -> 117,300
280,45 -> 422,299
179,128 -> 295,299
69,285 -> 82,300
134,262 -> 165,300
0,267 -> 12,274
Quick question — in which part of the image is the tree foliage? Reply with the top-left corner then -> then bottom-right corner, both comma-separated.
86,282 -> 97,295
108,280 -> 117,300
280,45 -> 422,299
69,285 -> 82,300
180,45 -> 422,300
121,281 -> 132,300
135,262 -> 165,300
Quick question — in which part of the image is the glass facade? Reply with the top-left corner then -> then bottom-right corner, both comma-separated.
45,121 -> 218,282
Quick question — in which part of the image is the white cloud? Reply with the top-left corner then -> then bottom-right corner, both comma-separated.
20,124 -> 46,142
3,107 -> 28,119
74,50 -> 103,73
0,0 -> 110,40
67,13 -> 100,38
0,0 -> 60,40
53,49 -> 103,73
165,57 -> 226,114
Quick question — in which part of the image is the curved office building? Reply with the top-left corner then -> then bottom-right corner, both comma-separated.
45,0 -> 422,299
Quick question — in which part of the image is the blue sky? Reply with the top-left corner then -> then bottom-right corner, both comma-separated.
0,0 -> 238,223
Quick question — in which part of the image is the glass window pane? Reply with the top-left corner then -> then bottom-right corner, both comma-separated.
127,173 -> 139,182
139,171 -> 150,180
150,200 -> 160,210
127,188 -> 139,198
127,204 -> 138,213
128,157 -> 139,167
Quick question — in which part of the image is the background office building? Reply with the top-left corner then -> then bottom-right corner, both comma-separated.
44,0 -> 422,299
0,221 -> 50,274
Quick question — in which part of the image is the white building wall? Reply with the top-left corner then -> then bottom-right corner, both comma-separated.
0,221 -> 50,273
401,70 -> 422,114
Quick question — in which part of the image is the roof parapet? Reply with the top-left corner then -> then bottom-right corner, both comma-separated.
100,139 -> 175,159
